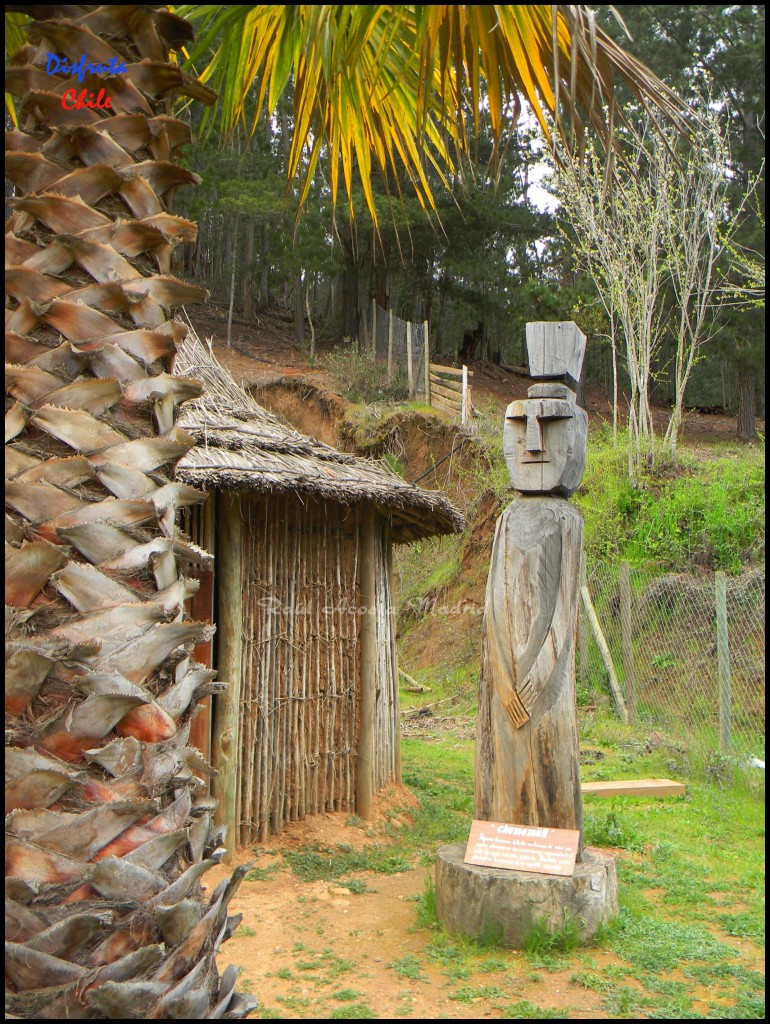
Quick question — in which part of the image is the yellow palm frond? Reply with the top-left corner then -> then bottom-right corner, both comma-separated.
175,4 -> 686,224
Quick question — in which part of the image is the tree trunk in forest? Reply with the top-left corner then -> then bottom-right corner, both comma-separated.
375,265 -> 388,309
243,220 -> 255,319
259,221 -> 271,309
227,215 -> 240,346
341,265 -> 360,343
294,271 -> 305,345
736,366 -> 757,440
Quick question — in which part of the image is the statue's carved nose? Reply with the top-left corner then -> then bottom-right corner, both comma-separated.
525,414 -> 544,452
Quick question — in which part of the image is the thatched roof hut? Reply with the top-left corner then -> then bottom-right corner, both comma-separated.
173,333 -> 463,850
174,333 -> 464,542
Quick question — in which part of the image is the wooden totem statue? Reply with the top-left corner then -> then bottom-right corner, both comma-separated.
476,322 -> 588,843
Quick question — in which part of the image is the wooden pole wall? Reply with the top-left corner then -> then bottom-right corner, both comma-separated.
235,496 -> 367,845
356,509 -> 377,819
211,491 -> 243,862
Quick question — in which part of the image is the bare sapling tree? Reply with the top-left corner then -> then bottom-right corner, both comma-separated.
557,107 -> 758,477
659,108 -> 757,457
557,131 -> 667,482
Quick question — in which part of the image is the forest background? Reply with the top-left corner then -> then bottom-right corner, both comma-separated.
173,4 -> 765,441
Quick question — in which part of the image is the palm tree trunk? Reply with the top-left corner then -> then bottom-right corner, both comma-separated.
5,5 -> 254,1018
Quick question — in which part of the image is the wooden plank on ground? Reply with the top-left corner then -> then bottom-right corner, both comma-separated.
430,363 -> 474,378
581,778 -> 686,797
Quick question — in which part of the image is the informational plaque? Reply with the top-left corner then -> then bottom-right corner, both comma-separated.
464,820 -> 580,876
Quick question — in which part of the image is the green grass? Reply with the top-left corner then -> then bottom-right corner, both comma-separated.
576,431 -> 765,571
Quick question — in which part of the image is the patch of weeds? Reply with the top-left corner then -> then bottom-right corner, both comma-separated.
719,912 -> 765,942
583,808 -> 646,851
271,967 -> 293,980
569,971 -> 611,993
613,911 -> 739,972
276,994 -> 311,1010
449,984 -> 506,1003
345,815 -> 366,830
683,963 -> 765,991
522,911 -> 584,957
328,1004 -> 378,1019
283,843 -> 410,881
500,999 -> 563,1018
478,955 -> 509,973
234,925 -> 257,938
325,345 -> 408,404
337,878 -> 368,895
387,954 -> 425,980
332,989 -> 364,1003
256,1007 -> 285,1020
424,934 -> 472,978
295,950 -> 355,978
416,875 -> 438,930
244,864 -> 279,882
602,986 -> 648,1018
722,992 -> 765,1019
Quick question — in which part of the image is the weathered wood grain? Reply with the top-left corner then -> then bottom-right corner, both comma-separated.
475,496 -> 584,844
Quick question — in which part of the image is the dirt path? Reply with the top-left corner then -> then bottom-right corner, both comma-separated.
204,796 -> 613,1021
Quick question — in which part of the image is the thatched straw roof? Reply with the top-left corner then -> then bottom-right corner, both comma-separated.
173,329 -> 464,542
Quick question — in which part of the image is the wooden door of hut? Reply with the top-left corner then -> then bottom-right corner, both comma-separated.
183,492 -> 400,850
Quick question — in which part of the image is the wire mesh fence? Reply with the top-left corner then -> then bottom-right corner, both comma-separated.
372,303 -> 428,399
578,563 -> 765,765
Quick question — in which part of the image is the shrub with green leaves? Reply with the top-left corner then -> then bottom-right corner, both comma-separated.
324,345 -> 409,404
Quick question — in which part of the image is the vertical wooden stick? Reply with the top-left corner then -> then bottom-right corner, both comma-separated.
578,549 -> 589,687
406,321 -> 414,398
423,321 -> 430,405
716,571 -> 731,753
387,308 -> 394,377
371,298 -> 377,357
620,561 -> 637,721
580,584 -> 628,724
356,510 -> 377,819
212,491 -> 243,861
462,365 -> 468,423
386,522 -> 402,785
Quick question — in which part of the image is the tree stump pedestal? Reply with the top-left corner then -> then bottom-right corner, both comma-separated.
435,844 -> 618,949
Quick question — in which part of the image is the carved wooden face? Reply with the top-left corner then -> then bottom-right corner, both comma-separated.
503,388 -> 587,497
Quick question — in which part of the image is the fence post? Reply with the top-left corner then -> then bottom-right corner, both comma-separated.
371,298 -> 377,357
423,321 -> 430,405
406,320 -> 414,398
461,364 -> 468,423
620,561 -> 637,721
578,550 -> 589,687
716,570 -> 731,753
387,308 -> 394,377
